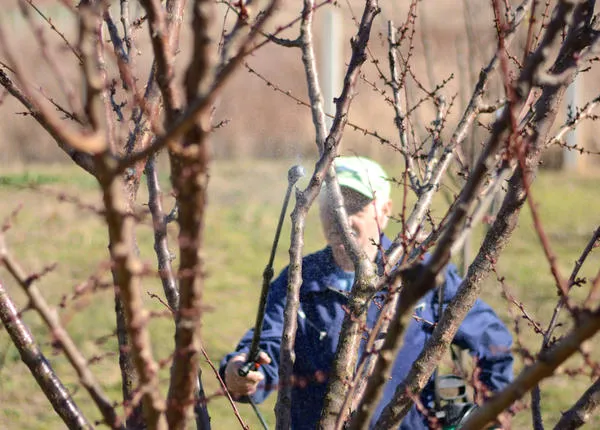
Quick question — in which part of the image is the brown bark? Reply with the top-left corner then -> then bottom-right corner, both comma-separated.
165,137 -> 210,430
99,170 -> 167,430
86,5 -> 161,426
554,377 -> 600,430
112,173 -> 147,430
0,279 -> 93,430
164,2 -> 214,428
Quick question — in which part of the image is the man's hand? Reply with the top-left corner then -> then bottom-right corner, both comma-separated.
224,352 -> 271,398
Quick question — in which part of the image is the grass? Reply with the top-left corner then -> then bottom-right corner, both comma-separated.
0,159 -> 599,429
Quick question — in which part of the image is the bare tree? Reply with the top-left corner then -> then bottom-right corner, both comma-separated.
1,0 -> 600,429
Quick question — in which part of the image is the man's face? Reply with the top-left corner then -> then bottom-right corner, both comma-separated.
319,187 -> 391,271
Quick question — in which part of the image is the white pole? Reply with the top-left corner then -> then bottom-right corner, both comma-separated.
564,78 -> 579,171
322,7 -> 343,130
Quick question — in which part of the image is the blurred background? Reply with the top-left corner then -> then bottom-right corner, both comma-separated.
1,0 -> 598,170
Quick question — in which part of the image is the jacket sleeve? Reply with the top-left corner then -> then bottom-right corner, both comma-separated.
442,264 -> 514,393
219,268 -> 289,404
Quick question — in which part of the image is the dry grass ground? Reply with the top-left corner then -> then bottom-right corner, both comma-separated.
0,158 -> 599,429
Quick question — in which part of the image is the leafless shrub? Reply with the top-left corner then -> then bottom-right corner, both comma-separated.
1,1 -> 600,429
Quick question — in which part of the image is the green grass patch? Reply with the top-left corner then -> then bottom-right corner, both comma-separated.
0,167 -> 98,189
0,172 -> 63,187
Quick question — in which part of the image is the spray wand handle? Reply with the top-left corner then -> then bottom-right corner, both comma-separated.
239,166 -> 305,377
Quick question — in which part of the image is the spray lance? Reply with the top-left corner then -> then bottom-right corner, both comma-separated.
238,165 -> 305,429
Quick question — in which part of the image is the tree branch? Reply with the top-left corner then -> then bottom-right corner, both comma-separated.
387,20 -> 419,192
0,237 -> 124,429
352,1 -> 585,426
0,67 -> 96,175
139,0 -> 180,118
145,155 -> 180,311
384,0 -> 533,270
317,0 -> 382,427
0,13 -> 106,154
461,307 -> 600,430
372,1 -> 596,426
275,0 -> 326,424
554,377 -> 600,429
165,0 -> 216,427
0,278 -> 93,430
97,166 -> 168,429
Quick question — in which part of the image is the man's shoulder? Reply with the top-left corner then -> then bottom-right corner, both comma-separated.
274,247 -> 333,282
302,246 -> 331,264
301,247 -> 336,278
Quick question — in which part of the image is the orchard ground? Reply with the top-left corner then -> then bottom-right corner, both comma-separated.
0,158 -> 599,429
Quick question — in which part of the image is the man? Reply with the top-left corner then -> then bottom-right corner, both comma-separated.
220,156 -> 513,429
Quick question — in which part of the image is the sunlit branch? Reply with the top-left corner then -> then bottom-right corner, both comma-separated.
22,0 -> 82,62
387,20 -> 419,191
0,26 -> 106,154
116,0 -> 283,173
19,0 -> 84,121
200,345 -> 249,430
384,0 -> 533,272
554,376 -> 600,429
275,0 -> 327,425
0,278 -> 93,429
145,155 -> 179,311
346,1 -> 533,415
422,96 -> 449,186
546,93 -> 600,149
450,163 -> 516,255
139,0 -> 180,118
318,1 -> 381,427
0,67 -> 96,174
243,62 -> 391,145
0,237 -> 124,429
461,307 -> 600,430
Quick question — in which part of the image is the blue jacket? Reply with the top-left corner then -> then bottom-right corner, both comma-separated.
220,239 -> 513,429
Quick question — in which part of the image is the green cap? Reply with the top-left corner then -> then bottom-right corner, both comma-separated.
334,156 -> 390,200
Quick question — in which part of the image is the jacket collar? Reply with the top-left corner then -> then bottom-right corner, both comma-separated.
301,234 -> 392,295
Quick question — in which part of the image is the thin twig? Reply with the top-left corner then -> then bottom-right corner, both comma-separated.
22,0 -> 82,62
543,226 -> 600,347
243,63 -> 391,146
200,345 -> 249,430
